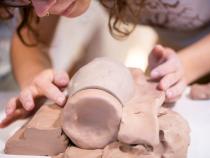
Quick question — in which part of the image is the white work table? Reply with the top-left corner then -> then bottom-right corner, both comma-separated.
0,89 -> 210,158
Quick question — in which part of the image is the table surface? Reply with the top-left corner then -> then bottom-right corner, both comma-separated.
0,89 -> 210,158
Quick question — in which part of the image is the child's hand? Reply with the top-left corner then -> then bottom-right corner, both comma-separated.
5,69 -> 69,117
148,45 -> 186,103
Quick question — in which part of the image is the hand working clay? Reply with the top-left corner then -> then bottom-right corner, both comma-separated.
62,58 -> 188,151
5,105 -> 68,156
190,83 -> 210,100
5,57 -> 190,158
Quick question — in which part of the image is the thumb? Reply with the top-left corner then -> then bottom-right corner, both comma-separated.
151,45 -> 166,59
53,71 -> 70,88
148,45 -> 166,71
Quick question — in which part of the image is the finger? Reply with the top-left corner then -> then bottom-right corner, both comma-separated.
150,59 -> 178,79
37,81 -> 66,106
152,45 -> 166,59
165,80 -> 186,103
19,89 -> 35,111
165,94 -> 182,103
53,71 -> 69,88
5,97 -> 18,115
0,109 -> 29,128
159,71 -> 182,90
149,45 -> 166,70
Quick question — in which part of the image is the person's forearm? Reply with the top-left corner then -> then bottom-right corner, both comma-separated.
11,33 -> 51,89
178,34 -> 210,84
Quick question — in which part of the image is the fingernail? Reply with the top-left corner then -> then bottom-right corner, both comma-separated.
151,70 -> 160,78
166,91 -> 173,98
57,96 -> 65,105
25,102 -> 34,111
60,79 -> 68,84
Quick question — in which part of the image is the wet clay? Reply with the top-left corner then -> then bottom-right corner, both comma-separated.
5,105 -> 68,156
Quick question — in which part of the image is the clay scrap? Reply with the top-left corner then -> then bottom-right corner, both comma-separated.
118,69 -> 165,146
5,104 -> 69,156
190,83 -> 210,100
64,146 -> 103,158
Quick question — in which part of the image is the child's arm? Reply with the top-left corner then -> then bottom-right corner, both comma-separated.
0,16 -> 69,127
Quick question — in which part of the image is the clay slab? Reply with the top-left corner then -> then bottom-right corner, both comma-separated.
5,105 -> 68,156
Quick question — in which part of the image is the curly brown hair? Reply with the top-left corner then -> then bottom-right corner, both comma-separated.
0,0 -> 145,45
100,0 -> 145,39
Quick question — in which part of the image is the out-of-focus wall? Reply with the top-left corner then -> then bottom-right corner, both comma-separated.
50,0 -> 158,72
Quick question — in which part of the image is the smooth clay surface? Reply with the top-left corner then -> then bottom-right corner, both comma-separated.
5,105 -> 68,156
63,89 -> 122,149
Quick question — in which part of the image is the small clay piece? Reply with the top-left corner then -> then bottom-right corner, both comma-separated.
118,69 -> 165,146
64,147 -> 102,158
158,108 -> 190,158
63,57 -> 134,149
63,89 -> 122,149
190,83 -> 210,100
5,105 -> 68,156
102,142 -> 158,158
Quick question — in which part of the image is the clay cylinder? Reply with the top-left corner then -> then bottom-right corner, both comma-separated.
68,57 -> 135,104
62,57 -> 135,149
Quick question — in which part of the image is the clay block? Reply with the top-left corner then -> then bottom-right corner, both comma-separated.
118,69 -> 165,146
5,105 -> 69,156
158,108 -> 190,158
64,146 -> 102,158
190,83 -> 210,100
102,142 -> 159,158
62,89 -> 122,149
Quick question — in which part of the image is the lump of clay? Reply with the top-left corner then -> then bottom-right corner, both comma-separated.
118,69 -> 165,146
102,142 -> 158,158
158,108 -> 190,158
64,147 -> 102,158
103,109 -> 190,158
62,57 -> 135,149
63,89 -> 122,149
190,83 -> 210,100
68,57 -> 135,104
5,105 -> 68,156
